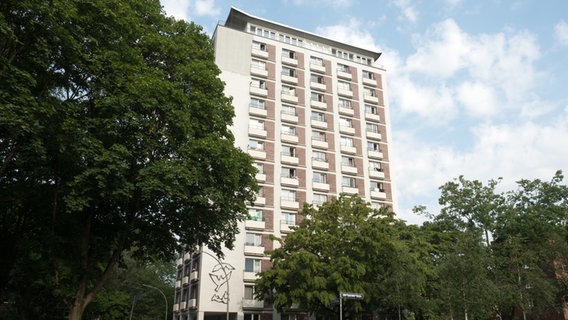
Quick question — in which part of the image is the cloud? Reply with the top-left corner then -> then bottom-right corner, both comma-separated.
195,0 -> 221,17
315,18 -> 380,52
161,0 -> 191,21
555,20 -> 568,46
392,0 -> 418,23
291,0 -> 354,7
160,0 -> 221,21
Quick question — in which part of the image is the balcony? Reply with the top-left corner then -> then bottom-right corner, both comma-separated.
242,299 -> 264,309
254,195 -> 266,206
249,127 -> 267,138
368,150 -> 383,159
183,252 -> 190,261
189,298 -> 197,309
244,245 -> 265,256
310,82 -> 326,91
177,257 -> 183,266
190,270 -> 199,282
312,182 -> 330,192
311,119 -> 327,129
337,88 -> 353,98
310,100 -> 327,110
369,169 -> 385,179
341,165 -> 357,175
282,56 -> 298,66
340,145 -> 356,154
251,67 -> 268,78
252,48 -> 269,59
365,112 -> 380,122
255,173 -> 266,182
181,301 -> 187,311
281,113 -> 298,123
371,189 -> 387,200
281,92 -> 298,103
248,149 -> 266,160
342,186 -> 358,194
364,94 -> 379,104
281,75 -> 298,85
366,131 -> 382,140
281,176 -> 299,187
340,126 -> 355,135
339,106 -> 354,116
249,107 -> 267,118
337,70 -> 352,80
363,77 -> 377,87
310,63 -> 326,73
173,303 -> 180,313
311,139 -> 328,149
250,86 -> 268,97
281,199 -> 299,210
244,271 -> 260,281
182,275 -> 189,286
245,219 -> 265,230
312,159 -> 329,170
176,280 -> 181,288
281,133 -> 299,144
280,222 -> 296,233
281,155 -> 299,165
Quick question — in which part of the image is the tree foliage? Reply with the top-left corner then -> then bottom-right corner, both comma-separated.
0,0 -> 257,319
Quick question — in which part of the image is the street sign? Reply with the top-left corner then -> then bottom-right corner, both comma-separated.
340,292 -> 364,300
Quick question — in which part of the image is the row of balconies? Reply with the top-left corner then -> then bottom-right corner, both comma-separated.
248,125 -> 382,141
173,298 -> 265,313
248,148 -> 384,163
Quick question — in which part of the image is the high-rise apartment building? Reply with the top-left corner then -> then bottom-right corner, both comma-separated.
174,7 -> 395,320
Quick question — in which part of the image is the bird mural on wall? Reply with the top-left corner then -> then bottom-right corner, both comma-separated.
209,262 -> 235,304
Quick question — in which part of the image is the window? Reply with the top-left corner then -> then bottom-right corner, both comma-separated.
370,161 -> 382,171
281,167 -> 296,179
340,136 -> 354,147
311,111 -> 325,122
365,104 -> 378,115
363,87 -> 376,97
312,131 -> 326,142
337,63 -> 349,72
244,285 -> 255,300
367,142 -> 380,151
339,98 -> 351,109
311,92 -> 325,102
249,140 -> 264,150
281,124 -> 296,135
310,56 -> 324,66
282,145 -> 296,157
249,119 -> 264,130
371,181 -> 384,192
251,59 -> 266,70
252,41 -> 266,51
282,105 -> 295,116
245,259 -> 261,273
339,117 -> 352,128
251,79 -> 266,89
341,156 -> 355,167
281,189 -> 296,202
281,212 -> 296,225
312,151 -> 326,161
342,177 -> 357,188
363,70 -> 375,79
244,314 -> 261,320
282,48 -> 295,59
252,162 -> 264,174
282,66 -> 296,77
250,98 -> 265,109
311,74 -> 324,84
245,233 -> 263,246
313,194 -> 327,205
313,172 -> 327,183
248,209 -> 263,221
366,123 -> 380,133
250,25 -> 275,39
338,81 -> 350,91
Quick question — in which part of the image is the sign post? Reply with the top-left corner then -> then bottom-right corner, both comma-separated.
339,292 -> 363,320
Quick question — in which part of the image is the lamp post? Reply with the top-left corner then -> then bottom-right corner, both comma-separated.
200,250 -> 230,320
141,284 -> 168,320
339,292 -> 363,320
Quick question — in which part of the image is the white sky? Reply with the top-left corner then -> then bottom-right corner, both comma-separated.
160,0 -> 568,224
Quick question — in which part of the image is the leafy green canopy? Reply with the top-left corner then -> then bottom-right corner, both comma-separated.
0,0 -> 257,318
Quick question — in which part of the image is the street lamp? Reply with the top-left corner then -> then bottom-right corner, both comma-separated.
339,292 -> 363,320
200,250 -> 231,320
141,284 -> 168,320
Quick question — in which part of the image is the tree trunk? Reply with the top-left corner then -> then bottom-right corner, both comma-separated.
68,299 -> 86,320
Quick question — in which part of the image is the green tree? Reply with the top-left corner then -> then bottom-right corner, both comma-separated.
256,195 -> 423,319
0,0 -> 257,319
